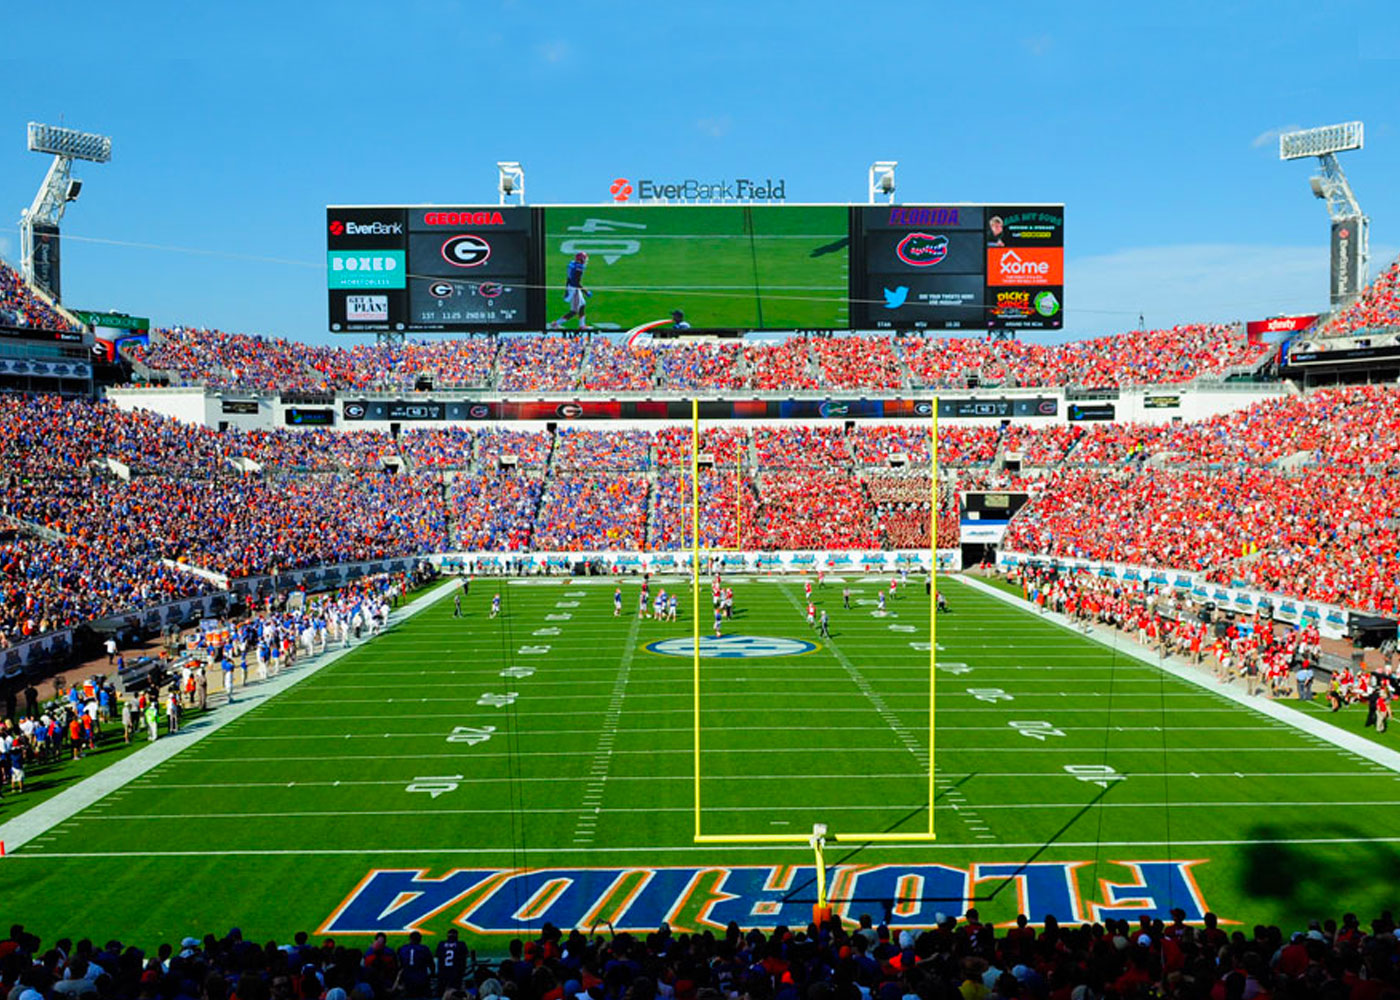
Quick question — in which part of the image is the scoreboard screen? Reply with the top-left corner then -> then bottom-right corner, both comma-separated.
327,207 -> 541,333
327,203 -> 1062,333
851,205 -> 1063,331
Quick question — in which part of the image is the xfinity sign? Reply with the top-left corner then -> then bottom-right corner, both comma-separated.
621,177 -> 787,202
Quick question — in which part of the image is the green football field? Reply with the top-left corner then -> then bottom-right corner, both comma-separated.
544,206 -> 849,330
4,576 -> 1398,948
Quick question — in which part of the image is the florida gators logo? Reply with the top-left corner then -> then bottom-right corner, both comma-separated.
896,232 -> 949,267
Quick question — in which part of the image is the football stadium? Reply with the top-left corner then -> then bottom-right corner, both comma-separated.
3,8 -> 1400,1000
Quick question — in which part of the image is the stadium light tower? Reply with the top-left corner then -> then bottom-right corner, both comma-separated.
19,121 -> 112,302
867,161 -> 897,204
498,161 -> 525,206
1279,121 -> 1367,309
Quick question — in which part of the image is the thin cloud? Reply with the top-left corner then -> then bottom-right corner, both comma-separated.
536,40 -> 569,64
696,115 -> 732,139
1252,124 -> 1302,149
1053,243 -> 1375,343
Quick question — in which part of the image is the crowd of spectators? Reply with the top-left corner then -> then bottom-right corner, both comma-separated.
649,470 -> 759,550
744,339 -> 820,390
810,335 -> 905,389
901,325 -> 1263,388
10,375 -> 1400,643
118,323 -> 1274,394
657,341 -> 744,390
130,327 -> 335,393
532,474 -> 649,550
495,337 -> 586,392
0,530 -> 212,647
1320,253 -> 1400,337
450,474 -> 542,551
0,261 -> 81,333
581,339 -> 657,391
10,906 -> 1400,1000
553,429 -> 653,472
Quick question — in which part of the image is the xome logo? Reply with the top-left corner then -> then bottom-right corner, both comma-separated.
442,235 -> 491,268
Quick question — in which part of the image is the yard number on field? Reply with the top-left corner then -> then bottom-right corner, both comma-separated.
476,693 -> 518,707
1009,720 -> 1066,740
447,725 -> 496,744
968,687 -> 1013,703
1065,764 -> 1124,787
407,775 -> 464,799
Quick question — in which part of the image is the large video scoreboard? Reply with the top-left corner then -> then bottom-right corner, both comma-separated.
327,204 -> 1063,334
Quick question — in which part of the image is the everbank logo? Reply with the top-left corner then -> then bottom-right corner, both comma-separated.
610,178 -> 633,202
328,220 -> 403,237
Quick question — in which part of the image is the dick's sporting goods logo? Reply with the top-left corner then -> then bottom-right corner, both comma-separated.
329,220 -> 403,237
896,232 -> 949,267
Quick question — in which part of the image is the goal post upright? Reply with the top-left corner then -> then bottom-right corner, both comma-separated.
692,397 -> 702,841
689,396 -> 939,845
928,395 -> 938,838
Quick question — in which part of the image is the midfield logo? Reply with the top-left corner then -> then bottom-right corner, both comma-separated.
319,862 -> 1214,935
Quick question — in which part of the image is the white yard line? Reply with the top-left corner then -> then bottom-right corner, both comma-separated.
0,579 -> 458,855
18,833 -> 1400,859
958,573 -> 1400,774
83,797 -> 1400,822
572,613 -> 642,846
125,769 -> 1391,792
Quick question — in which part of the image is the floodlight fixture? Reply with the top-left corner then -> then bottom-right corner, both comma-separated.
868,160 -> 897,204
27,121 -> 112,163
1277,121 -> 1368,307
1278,121 -> 1363,161
19,121 -> 113,299
497,161 -> 525,206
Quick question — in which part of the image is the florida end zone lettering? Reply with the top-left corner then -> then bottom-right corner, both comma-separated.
318,862 -> 1212,935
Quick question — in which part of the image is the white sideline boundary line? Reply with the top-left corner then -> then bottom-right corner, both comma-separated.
956,573 -> 1400,774
0,579 -> 458,855
15,834 -> 1400,859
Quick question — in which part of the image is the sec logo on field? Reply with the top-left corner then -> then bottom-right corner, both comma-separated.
646,635 -> 819,659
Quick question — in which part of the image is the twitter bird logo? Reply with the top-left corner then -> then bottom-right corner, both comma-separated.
883,286 -> 909,309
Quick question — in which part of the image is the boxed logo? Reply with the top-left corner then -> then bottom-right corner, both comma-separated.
327,251 -> 406,289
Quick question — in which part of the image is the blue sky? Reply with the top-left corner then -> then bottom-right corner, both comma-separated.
1,0 -> 1396,345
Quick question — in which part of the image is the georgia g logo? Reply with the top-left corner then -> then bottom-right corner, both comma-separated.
895,232 -> 949,267
442,235 -> 491,268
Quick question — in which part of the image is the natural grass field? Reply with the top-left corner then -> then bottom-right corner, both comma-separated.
3,575 -> 1399,948
544,206 -> 849,330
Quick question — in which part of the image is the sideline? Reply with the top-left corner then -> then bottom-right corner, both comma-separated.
0,579 -> 458,855
955,573 -> 1400,774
